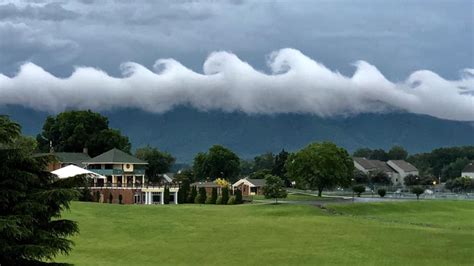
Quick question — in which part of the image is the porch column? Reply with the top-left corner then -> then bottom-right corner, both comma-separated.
148,192 -> 152,205
161,191 -> 164,204
132,176 -> 136,188
142,176 -> 145,187
146,191 -> 150,204
174,191 -> 178,204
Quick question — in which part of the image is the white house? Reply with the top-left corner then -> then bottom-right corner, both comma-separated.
461,161 -> 474,178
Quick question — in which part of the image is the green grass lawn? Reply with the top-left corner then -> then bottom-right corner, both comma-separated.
56,201 -> 474,265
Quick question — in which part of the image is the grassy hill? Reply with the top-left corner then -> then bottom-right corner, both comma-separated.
56,201 -> 474,265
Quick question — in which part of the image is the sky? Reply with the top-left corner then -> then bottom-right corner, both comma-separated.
0,0 -> 473,120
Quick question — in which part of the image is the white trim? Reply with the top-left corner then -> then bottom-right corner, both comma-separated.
232,178 -> 256,188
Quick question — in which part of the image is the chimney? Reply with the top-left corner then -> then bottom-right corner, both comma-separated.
83,147 -> 88,155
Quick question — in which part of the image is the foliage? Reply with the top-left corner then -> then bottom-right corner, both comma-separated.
36,110 -> 131,157
214,177 -> 230,188
79,187 -> 94,202
135,146 -> 176,183
404,175 -> 436,186
215,196 -> 223,205
272,149 -> 290,186
445,177 -> 474,192
164,187 -> 170,204
227,196 -> 236,205
388,145 -> 408,160
174,169 -> 196,184
352,185 -> 365,197
221,187 -> 229,205
411,186 -> 424,200
254,152 -> 275,172
0,115 -> 79,264
239,159 -> 254,176
95,191 -> 101,202
187,186 -> 197,203
440,157 -> 470,180
370,171 -> 391,186
286,142 -> 353,196
205,196 -> 214,204
353,169 -> 369,184
192,145 -> 241,182
198,187 -> 207,204
118,194 -> 123,204
234,189 -> 243,204
248,169 -> 271,179
263,174 -> 288,203
377,188 -> 386,198
210,187 -> 218,204
178,179 -> 190,204
108,193 -> 113,204
194,194 -> 203,204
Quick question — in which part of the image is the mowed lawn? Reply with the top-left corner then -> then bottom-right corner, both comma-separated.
57,201 -> 474,265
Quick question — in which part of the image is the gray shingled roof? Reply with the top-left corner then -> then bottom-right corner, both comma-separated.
390,160 -> 418,172
354,157 -> 395,173
462,162 -> 474,173
84,148 -> 147,164
191,181 -> 220,188
353,157 -> 378,170
34,152 -> 91,166
247,178 -> 266,187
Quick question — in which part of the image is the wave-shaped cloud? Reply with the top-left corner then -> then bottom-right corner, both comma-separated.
0,48 -> 473,121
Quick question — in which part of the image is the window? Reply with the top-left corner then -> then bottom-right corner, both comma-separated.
105,164 -> 114,169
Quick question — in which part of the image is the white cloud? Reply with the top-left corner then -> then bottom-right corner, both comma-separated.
0,48 -> 473,121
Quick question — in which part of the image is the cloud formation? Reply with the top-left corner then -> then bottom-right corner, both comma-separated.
0,49 -> 473,121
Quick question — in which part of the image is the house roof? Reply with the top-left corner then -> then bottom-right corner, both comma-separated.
84,148 -> 147,164
34,152 -> 91,166
191,181 -> 220,188
246,178 -> 266,187
389,160 -> 418,172
462,162 -> 474,173
353,157 -> 394,173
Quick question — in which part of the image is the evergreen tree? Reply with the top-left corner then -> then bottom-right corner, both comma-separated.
235,189 -> 243,204
178,181 -> 190,203
221,187 -> 229,205
164,187 -> 170,204
0,116 -> 80,264
210,187 -> 218,204
198,187 -> 207,204
188,186 -> 197,203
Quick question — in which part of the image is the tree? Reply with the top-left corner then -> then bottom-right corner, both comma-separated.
445,177 -> 474,192
135,146 -> 176,183
352,185 -> 365,197
210,187 -> 218,204
240,159 -> 254,176
353,169 -> 369,184
411,186 -> 424,200
370,171 -> 391,186
254,152 -> 275,172
188,186 -> 197,203
178,181 -> 190,204
108,193 -> 113,203
198,187 -> 207,204
377,188 -> 386,198
353,148 -> 373,158
404,175 -> 436,186
192,145 -> 240,182
36,110 -> 131,157
164,187 -> 170,204
249,169 -> 272,179
118,194 -> 123,204
0,116 -> 79,264
286,142 -> 354,197
263,174 -> 287,203
235,189 -> 243,204
388,145 -> 408,160
221,187 -> 229,205
441,157 -> 470,180
369,149 -> 389,161
272,149 -> 290,186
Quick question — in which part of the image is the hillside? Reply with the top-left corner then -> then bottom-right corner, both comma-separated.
2,106 -> 473,162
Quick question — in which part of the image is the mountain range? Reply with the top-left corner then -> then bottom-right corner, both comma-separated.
1,106 -> 473,163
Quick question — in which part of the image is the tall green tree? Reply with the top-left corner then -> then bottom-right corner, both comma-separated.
192,145 -> 240,182
388,145 -> 408,160
272,149 -> 290,186
0,116 -> 80,264
353,148 -> 373,158
254,152 -> 275,172
135,146 -> 176,183
36,110 -> 131,157
286,142 -> 353,197
263,174 -> 287,203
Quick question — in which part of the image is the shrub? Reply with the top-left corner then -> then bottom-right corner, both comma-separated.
411,186 -> 424,200
187,186 -> 197,203
221,187 -> 229,205
118,194 -> 123,204
377,188 -> 386,198
108,193 -> 113,203
194,194 -> 203,204
235,189 -> 243,204
352,185 -> 365,197
164,187 -> 170,204
198,187 -> 207,203
95,191 -> 101,202
216,196 -> 223,205
79,187 -> 94,202
205,196 -> 214,204
227,196 -> 236,205
210,187 -> 218,204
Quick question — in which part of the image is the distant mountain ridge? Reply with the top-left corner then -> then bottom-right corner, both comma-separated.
2,106 -> 473,162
